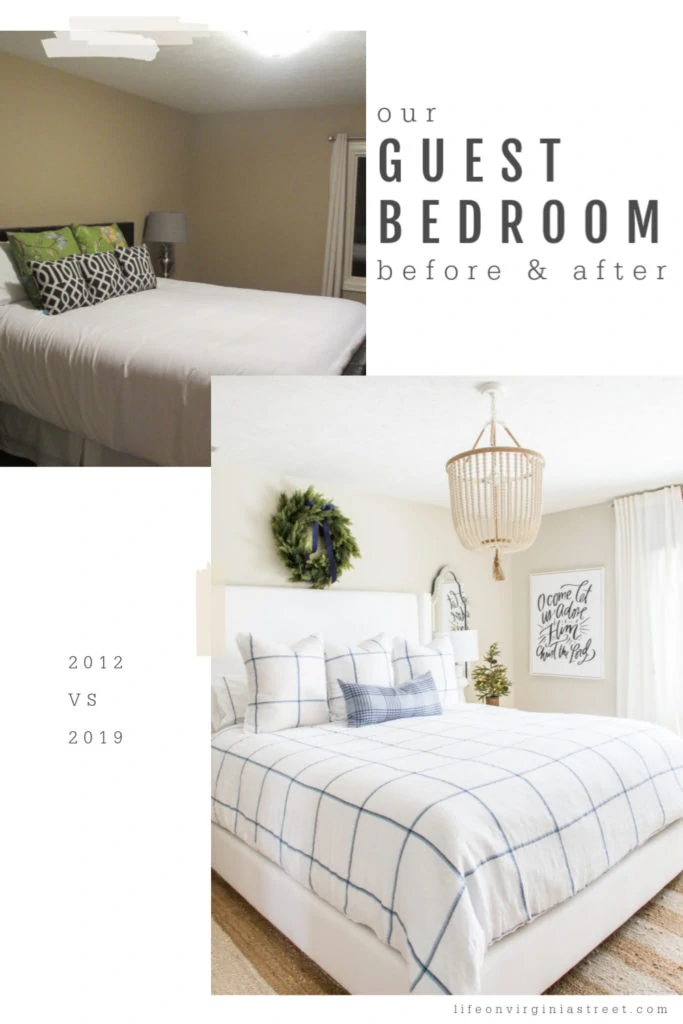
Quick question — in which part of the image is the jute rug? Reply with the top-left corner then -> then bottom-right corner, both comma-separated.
211,872 -> 344,995
211,871 -> 683,996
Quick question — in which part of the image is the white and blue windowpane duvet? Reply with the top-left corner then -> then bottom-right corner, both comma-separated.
211,706 -> 683,994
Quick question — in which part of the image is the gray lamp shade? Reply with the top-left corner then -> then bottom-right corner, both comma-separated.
143,211 -> 187,244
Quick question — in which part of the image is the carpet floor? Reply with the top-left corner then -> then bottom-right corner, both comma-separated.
211,871 -> 683,996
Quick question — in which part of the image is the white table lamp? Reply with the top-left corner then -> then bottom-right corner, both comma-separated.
434,629 -> 479,693
449,629 -> 479,664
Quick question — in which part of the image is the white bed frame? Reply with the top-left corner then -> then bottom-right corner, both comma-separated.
212,585 -> 683,995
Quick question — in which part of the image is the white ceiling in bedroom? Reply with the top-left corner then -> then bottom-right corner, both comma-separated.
211,376 -> 683,516
0,31 -> 365,113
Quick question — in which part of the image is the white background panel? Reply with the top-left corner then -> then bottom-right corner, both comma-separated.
367,2 -> 681,374
0,469 -> 209,1021
2,2 -> 680,1021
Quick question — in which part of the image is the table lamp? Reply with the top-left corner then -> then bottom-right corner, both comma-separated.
435,629 -> 480,686
143,211 -> 187,278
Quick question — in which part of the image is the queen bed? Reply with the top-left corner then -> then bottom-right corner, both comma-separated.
0,222 -> 366,467
211,586 -> 683,995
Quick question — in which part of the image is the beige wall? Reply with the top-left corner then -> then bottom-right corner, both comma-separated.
512,501 -> 616,716
210,462 -> 515,703
0,53 -> 190,277
0,53 -> 364,294
188,105 -> 366,298
210,466 -> 624,716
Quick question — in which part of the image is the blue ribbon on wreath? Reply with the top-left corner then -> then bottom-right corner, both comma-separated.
305,500 -> 337,583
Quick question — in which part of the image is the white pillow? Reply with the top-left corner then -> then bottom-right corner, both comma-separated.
392,637 -> 465,709
236,632 -> 328,733
325,634 -> 393,723
0,242 -> 26,305
211,674 -> 247,732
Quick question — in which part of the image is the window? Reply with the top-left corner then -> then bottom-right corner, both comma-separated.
343,141 -> 366,293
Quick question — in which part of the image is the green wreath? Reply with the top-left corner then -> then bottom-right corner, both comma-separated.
271,486 -> 361,589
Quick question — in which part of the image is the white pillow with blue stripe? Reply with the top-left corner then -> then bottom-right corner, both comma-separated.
211,675 -> 247,732
325,634 -> 393,723
339,671 -> 442,727
236,632 -> 328,733
392,636 -> 464,709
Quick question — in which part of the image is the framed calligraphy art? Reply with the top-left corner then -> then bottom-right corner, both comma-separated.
529,568 -> 605,679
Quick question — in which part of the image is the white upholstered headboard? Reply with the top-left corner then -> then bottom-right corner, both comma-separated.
213,585 -> 432,678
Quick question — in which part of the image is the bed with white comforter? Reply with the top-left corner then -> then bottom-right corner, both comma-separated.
211,705 -> 683,995
0,279 -> 366,466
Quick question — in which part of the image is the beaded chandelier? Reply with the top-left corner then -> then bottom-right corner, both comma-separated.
446,383 -> 544,581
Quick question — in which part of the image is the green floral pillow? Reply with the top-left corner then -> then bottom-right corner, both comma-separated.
72,223 -> 129,254
7,227 -> 81,308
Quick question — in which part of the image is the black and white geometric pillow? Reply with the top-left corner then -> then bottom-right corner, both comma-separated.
29,257 -> 94,316
114,244 -> 157,292
72,251 -> 135,303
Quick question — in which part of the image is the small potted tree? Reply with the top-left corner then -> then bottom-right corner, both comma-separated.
472,642 -> 512,706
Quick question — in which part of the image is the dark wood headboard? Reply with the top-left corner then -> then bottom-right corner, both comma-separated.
0,221 -> 135,246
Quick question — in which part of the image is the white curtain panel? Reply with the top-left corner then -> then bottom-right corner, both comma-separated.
322,133 -> 348,297
615,485 -> 683,734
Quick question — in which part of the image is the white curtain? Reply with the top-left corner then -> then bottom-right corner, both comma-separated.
615,485 -> 683,734
322,133 -> 348,297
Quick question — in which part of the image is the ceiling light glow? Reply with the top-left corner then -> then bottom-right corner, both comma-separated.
242,31 -> 319,57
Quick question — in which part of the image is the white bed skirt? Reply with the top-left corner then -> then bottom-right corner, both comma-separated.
0,401 -> 155,467
212,818 -> 683,995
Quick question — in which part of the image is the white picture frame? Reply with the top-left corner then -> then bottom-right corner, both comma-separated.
529,567 -> 605,678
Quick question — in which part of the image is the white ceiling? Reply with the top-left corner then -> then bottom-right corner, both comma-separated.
211,376 -> 683,515
0,31 -> 365,113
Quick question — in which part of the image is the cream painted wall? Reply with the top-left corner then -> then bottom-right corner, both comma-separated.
512,501 -> 616,716
0,53 -> 193,278
210,465 -> 627,717
188,104 -> 366,298
211,461 -> 515,703
0,53 -> 362,294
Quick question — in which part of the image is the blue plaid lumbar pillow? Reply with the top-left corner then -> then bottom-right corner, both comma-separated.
236,632 -> 328,733
338,671 -> 443,728
325,634 -> 393,723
